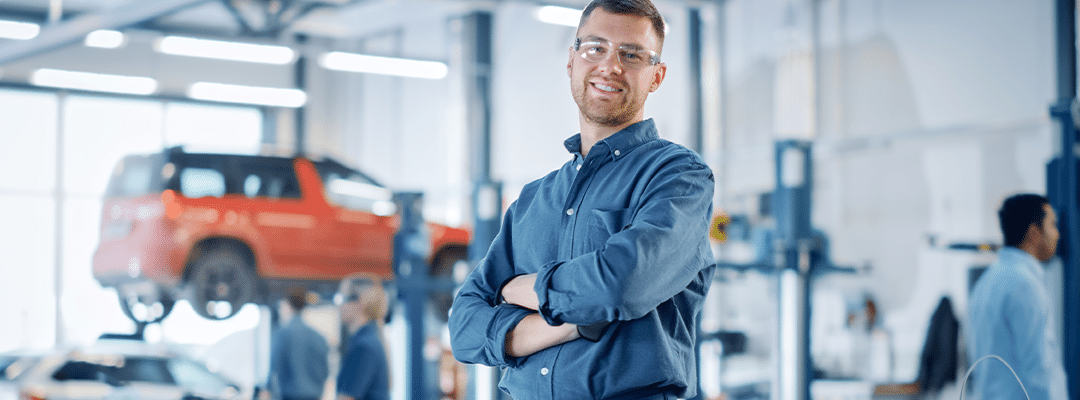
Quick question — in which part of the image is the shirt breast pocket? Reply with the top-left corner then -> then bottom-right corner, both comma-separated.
584,208 -> 632,250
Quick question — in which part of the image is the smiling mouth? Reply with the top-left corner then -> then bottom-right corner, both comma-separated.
592,83 -> 623,93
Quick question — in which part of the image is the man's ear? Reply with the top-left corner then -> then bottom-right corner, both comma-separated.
650,62 -> 667,92
1023,223 -> 1043,246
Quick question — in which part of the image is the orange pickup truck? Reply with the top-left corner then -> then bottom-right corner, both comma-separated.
92,147 -> 470,323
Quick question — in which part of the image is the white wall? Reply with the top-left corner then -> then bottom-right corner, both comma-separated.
713,0 -> 1056,382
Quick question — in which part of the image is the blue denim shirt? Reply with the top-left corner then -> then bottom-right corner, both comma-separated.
449,119 -> 716,399
966,247 -> 1068,400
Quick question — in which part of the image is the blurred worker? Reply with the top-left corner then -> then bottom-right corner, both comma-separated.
267,286 -> 330,400
862,295 -> 895,383
448,1 -> 716,398
336,275 -> 390,400
967,193 -> 1068,400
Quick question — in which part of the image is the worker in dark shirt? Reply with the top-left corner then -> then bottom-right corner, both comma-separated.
268,286 -> 329,400
335,275 -> 390,400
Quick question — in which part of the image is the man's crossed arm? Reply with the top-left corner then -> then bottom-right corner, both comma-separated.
500,273 -> 581,357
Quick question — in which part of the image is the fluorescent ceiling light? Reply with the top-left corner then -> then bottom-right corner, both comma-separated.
535,5 -> 582,27
187,82 -> 307,108
0,20 -> 40,40
319,52 -> 448,79
85,30 -> 126,48
31,68 -> 157,95
156,36 -> 295,64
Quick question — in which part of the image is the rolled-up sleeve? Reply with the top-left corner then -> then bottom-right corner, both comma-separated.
535,157 -> 715,326
448,204 -> 534,367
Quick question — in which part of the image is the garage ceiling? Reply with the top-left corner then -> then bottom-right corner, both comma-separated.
0,0 -> 360,38
0,0 -> 486,65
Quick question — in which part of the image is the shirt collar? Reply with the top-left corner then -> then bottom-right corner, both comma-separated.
998,246 -> 1045,280
563,119 -> 659,160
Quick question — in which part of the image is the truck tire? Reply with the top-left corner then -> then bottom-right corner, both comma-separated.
188,244 -> 258,320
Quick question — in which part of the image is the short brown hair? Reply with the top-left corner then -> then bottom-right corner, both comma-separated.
339,274 -> 388,323
286,286 -> 308,311
578,0 -> 666,52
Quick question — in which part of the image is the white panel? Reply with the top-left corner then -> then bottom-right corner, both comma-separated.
922,143 -> 984,240
0,195 -> 57,352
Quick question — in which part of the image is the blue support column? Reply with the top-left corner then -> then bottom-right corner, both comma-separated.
462,10 -> 504,400
293,36 -> 307,156
688,8 -> 704,156
1049,0 -> 1079,397
686,10 -> 705,399
772,140 -> 813,400
394,192 -> 432,400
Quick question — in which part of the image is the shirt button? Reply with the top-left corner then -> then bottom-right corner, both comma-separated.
576,164 -> 581,170
614,150 -> 621,156
541,367 -> 549,376
566,209 -> 574,216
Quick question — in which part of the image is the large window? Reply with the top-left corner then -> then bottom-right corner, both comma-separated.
0,89 -> 264,352
0,89 -> 59,350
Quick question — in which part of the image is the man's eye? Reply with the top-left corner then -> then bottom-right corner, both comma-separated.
586,46 -> 606,55
622,52 -> 641,60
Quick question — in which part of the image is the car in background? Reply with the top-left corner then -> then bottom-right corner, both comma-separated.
0,340 -> 241,400
92,147 -> 471,323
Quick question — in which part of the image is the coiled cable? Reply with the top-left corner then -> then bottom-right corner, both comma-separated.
959,354 -> 1031,400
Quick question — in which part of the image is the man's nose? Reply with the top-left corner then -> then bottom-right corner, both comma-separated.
596,52 -> 624,74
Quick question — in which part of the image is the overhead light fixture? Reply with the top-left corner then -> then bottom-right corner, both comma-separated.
85,30 -> 126,48
30,68 -> 157,95
535,5 -> 582,27
0,20 -> 40,40
156,36 -> 295,64
187,82 -> 307,108
319,52 -> 448,80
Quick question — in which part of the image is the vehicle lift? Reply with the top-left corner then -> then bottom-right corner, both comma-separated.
1049,1 -> 1080,399
393,191 -> 458,400
712,140 -> 854,400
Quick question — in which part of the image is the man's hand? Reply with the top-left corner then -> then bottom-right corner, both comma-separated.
502,273 -> 539,310
505,314 -> 580,358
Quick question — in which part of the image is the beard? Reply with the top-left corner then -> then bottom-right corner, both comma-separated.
571,76 -> 646,127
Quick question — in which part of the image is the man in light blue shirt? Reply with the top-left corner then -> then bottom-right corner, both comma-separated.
448,1 -> 716,399
967,193 -> 1068,400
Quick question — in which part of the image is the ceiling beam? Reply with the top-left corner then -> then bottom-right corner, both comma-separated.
0,0 -> 215,66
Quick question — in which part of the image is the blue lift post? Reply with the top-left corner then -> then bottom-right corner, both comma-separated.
1049,0 -> 1079,397
393,191 -> 434,400
463,9 -> 506,400
772,140 -> 815,400
711,140 -> 845,400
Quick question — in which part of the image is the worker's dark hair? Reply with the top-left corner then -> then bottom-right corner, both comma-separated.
579,0 -> 666,52
286,285 -> 308,311
998,193 -> 1050,247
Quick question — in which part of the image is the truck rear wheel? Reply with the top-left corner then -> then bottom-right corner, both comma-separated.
188,245 -> 258,320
